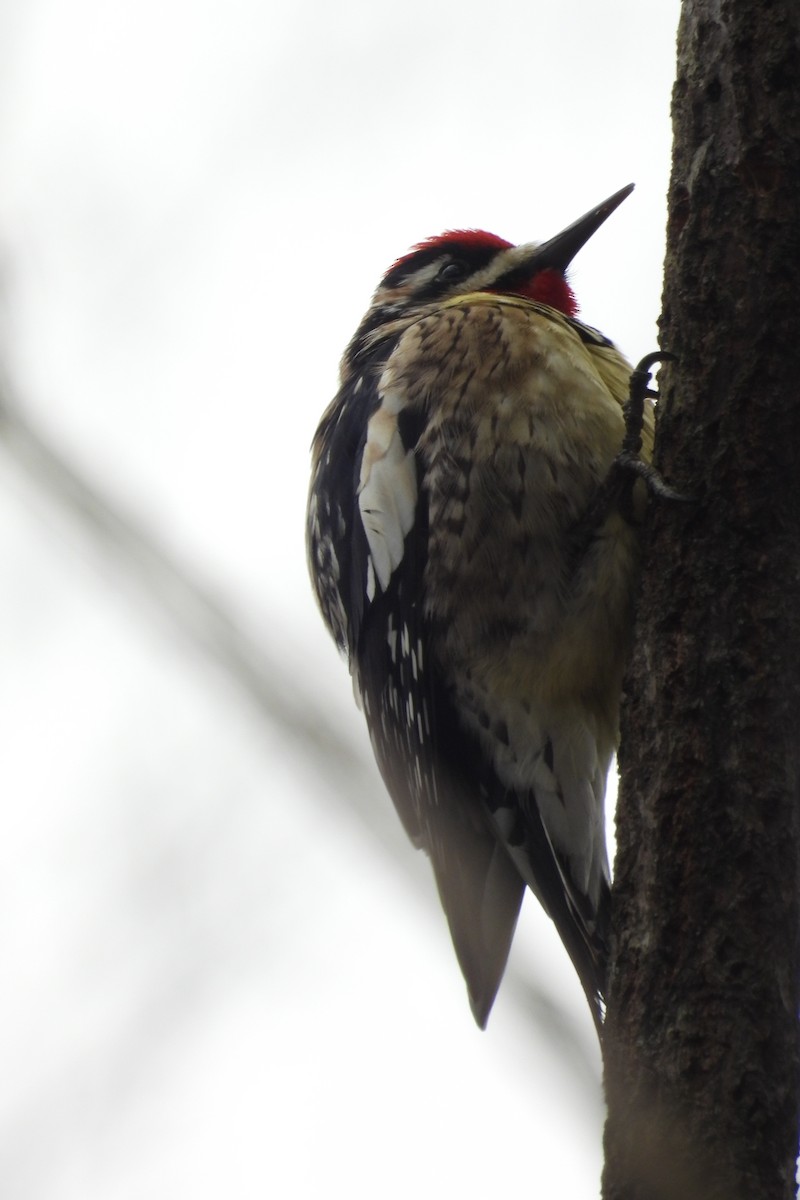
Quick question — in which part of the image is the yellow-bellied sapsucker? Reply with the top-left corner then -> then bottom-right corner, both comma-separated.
306,184 -> 656,1033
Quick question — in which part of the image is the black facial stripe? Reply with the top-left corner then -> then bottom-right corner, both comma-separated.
492,264 -> 535,293
381,240 -> 504,290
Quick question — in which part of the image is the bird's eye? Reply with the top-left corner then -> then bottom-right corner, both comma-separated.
436,260 -> 468,284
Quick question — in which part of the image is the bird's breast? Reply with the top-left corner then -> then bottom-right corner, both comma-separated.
388,298 -> 640,729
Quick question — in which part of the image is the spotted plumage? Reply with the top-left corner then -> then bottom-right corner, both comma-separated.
307,185 -> 654,1032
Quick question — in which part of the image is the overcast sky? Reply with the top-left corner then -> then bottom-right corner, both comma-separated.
0,2 -> 682,1196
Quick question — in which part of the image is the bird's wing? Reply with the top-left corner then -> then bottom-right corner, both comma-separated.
309,346 -> 525,1026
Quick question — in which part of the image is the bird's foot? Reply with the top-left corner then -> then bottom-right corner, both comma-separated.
612,351 -> 691,505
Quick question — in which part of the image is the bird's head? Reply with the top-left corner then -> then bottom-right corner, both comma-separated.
377,182 -> 634,316
344,184 -> 634,371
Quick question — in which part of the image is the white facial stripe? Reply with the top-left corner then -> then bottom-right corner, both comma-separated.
461,242 -> 541,292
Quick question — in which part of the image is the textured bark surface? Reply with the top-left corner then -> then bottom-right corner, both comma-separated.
603,2 -> 800,1197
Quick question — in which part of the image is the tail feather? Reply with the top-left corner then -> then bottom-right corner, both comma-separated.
485,781 -> 611,1035
423,789 -> 526,1028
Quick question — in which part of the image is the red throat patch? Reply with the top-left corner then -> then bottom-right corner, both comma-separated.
510,268 -> 578,316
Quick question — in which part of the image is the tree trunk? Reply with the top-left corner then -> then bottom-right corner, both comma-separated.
602,2 -> 800,1197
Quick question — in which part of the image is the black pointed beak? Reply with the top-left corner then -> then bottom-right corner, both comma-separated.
532,183 -> 635,273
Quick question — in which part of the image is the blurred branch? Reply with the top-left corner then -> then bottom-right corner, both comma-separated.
0,381 -> 600,1086
0,381 -> 379,789
0,387 -> 360,776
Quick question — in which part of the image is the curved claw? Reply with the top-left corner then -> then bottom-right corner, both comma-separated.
615,452 -> 694,504
620,350 -> 693,504
633,350 -> 677,376
622,351 -> 676,456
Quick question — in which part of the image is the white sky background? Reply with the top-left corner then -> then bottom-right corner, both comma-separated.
0,2 -> 682,1197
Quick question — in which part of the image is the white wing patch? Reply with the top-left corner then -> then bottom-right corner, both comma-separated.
358,399 -> 417,592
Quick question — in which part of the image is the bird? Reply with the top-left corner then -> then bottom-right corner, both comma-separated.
306,184 -> 655,1034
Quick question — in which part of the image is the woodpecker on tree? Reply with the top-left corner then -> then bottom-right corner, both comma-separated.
306,184 -> 660,1034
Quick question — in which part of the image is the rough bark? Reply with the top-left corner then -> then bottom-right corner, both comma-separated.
603,2 -> 800,1197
